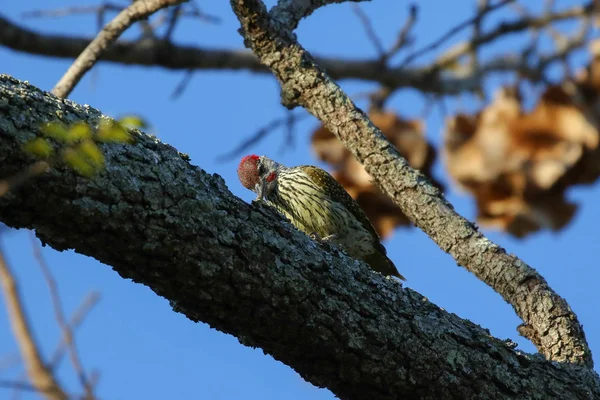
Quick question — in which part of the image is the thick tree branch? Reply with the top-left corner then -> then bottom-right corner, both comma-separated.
0,248 -> 68,400
230,0 -> 593,367
0,74 -> 599,399
51,0 -> 187,98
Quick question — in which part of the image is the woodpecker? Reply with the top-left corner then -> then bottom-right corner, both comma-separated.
237,154 -> 405,280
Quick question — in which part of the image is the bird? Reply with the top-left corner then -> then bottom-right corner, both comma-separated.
237,154 -> 405,280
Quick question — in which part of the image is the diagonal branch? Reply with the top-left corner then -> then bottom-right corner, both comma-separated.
400,0 -> 515,67
49,292 -> 101,370
230,0 -> 593,367
0,74 -> 599,399
30,234 -> 95,399
51,0 -> 188,98
0,247 -> 68,400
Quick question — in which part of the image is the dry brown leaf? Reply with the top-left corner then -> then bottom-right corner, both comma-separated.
444,83 -> 599,237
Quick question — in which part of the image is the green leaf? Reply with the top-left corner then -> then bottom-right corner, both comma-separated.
118,115 -> 148,129
63,148 -> 95,177
67,122 -> 93,143
41,122 -> 69,142
96,120 -> 133,143
77,140 -> 104,168
23,138 -> 54,158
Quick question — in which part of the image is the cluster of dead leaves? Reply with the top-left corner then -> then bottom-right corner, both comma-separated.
311,111 -> 443,239
310,53 -> 600,238
444,55 -> 600,237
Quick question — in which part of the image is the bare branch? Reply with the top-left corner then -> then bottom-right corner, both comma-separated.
163,4 -> 183,40
170,68 -> 194,99
432,1 -> 597,69
400,0 -> 515,67
22,4 -> 124,19
384,4 -> 418,59
49,292 -> 101,370
278,110 -> 297,154
351,5 -> 385,57
51,0 -> 188,98
216,111 -> 308,161
0,2 -> 595,97
230,0 -> 593,367
29,234 -> 95,399
186,1 -> 221,24
0,247 -> 68,400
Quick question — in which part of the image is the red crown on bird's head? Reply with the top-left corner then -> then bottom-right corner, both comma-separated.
237,154 -> 261,189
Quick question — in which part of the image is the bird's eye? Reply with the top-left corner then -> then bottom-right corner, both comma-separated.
266,172 -> 277,182
257,163 -> 265,175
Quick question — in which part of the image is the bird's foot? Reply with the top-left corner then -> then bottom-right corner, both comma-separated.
309,232 -> 338,243
253,182 -> 266,202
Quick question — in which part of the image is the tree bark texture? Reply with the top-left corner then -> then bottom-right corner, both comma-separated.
229,0 -> 592,367
0,75 -> 599,399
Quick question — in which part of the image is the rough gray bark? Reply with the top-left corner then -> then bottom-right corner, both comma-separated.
1,74 -> 599,399
230,0 -> 593,368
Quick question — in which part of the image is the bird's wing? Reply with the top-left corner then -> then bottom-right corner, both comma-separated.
301,165 -> 383,244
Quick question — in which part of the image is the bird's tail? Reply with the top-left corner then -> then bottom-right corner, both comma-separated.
365,252 -> 406,281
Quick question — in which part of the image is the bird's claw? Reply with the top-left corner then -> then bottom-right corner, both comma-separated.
309,232 -> 337,243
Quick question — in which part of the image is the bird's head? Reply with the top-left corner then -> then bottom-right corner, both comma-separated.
237,154 -> 281,200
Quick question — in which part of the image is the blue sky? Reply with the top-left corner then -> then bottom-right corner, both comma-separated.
1,0 -> 598,399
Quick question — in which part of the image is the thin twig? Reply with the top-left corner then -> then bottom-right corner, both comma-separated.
29,234 -> 95,399
186,1 -> 220,24
0,247 -> 68,400
352,4 -> 385,57
131,0 -> 158,40
51,0 -> 187,98
170,69 -> 194,99
49,292 -> 101,369
385,4 -> 418,59
432,1 -> 596,71
163,4 -> 183,40
11,290 -> 101,399
400,0 -> 514,67
22,4 -> 124,18
216,111 -> 309,162
278,110 -> 297,154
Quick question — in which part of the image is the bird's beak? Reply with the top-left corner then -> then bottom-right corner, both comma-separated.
261,179 -> 271,199
255,179 -> 268,201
